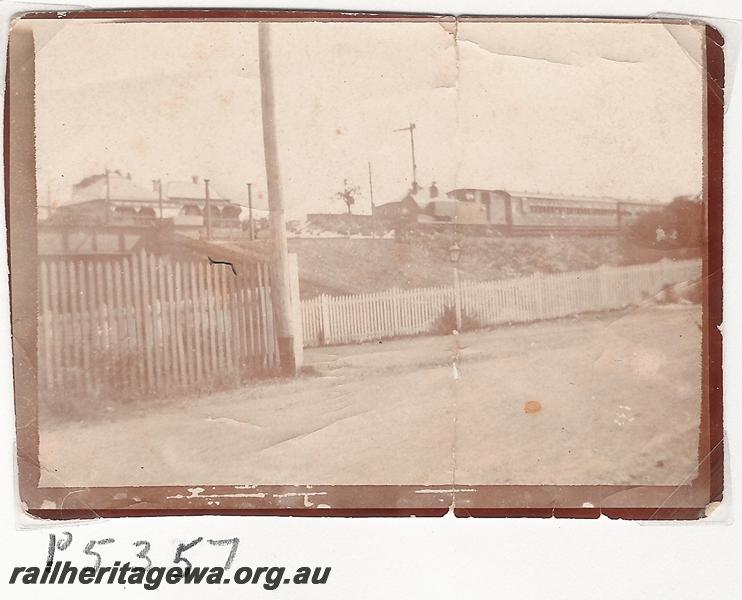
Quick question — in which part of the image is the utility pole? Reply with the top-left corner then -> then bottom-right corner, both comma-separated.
104,168 -> 111,224
204,178 -> 212,241
247,182 -> 256,241
46,180 -> 52,218
258,21 -> 296,375
152,179 -> 163,220
368,161 -> 376,239
393,122 -> 418,191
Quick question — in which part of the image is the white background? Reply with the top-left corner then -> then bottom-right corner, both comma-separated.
1,1 -> 740,598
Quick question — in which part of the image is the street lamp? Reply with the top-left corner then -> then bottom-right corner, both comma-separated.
448,242 -> 461,264
448,242 -> 462,331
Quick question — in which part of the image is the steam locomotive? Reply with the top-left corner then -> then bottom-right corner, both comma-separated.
419,189 -> 660,234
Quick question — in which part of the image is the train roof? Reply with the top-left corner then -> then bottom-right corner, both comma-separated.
446,188 -> 662,208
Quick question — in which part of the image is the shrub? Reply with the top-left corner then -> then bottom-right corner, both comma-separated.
431,305 -> 482,335
656,283 -> 679,305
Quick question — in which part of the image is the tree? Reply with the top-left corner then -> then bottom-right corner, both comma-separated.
629,195 -> 704,249
336,179 -> 361,215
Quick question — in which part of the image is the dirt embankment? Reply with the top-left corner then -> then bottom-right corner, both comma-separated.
283,233 -> 700,298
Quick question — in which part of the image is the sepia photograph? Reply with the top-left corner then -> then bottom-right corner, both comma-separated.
8,13 -> 722,517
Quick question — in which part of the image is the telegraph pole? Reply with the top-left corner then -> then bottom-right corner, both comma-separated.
46,180 -> 52,218
368,161 -> 376,239
393,122 -> 418,191
258,21 -> 296,375
104,168 -> 111,224
152,179 -> 163,219
247,182 -> 256,241
204,178 -> 212,241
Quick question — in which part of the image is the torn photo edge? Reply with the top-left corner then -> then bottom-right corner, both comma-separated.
6,9 -> 724,519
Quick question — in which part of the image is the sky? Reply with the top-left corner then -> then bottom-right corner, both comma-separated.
29,19 -> 705,218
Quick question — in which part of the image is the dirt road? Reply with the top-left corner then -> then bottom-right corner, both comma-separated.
39,305 -> 702,488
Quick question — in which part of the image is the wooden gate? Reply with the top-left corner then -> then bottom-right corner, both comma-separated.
38,250 -> 280,402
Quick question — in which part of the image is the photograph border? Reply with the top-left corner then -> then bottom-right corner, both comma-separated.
7,9 -> 724,519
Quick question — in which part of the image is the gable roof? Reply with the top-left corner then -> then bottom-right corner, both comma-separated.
72,172 -> 158,203
69,172 -> 236,206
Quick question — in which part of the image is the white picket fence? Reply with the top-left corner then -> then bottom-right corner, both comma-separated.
300,258 -> 702,347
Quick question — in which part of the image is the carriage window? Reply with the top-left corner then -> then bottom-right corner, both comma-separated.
529,204 -> 616,215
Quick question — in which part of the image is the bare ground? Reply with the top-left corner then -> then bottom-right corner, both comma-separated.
39,304 -> 702,488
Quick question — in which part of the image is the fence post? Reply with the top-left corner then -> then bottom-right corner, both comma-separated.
320,293 -> 330,346
287,253 -> 304,368
659,257 -> 673,287
596,265 -> 606,310
391,287 -> 402,335
453,267 -> 463,331
533,272 -> 544,320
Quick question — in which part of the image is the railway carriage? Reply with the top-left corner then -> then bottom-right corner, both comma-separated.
433,188 -> 659,234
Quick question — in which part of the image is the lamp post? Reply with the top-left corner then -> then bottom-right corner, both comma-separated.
448,241 -> 462,331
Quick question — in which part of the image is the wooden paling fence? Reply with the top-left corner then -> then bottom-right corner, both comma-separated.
301,258 -> 702,347
38,250 -> 280,401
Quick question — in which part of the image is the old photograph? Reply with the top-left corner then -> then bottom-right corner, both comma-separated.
8,14 -> 721,516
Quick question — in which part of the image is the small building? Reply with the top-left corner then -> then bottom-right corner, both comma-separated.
372,194 -> 420,221
166,176 -> 243,230
47,172 -> 245,241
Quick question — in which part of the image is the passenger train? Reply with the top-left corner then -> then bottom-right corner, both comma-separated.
418,189 -> 661,234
